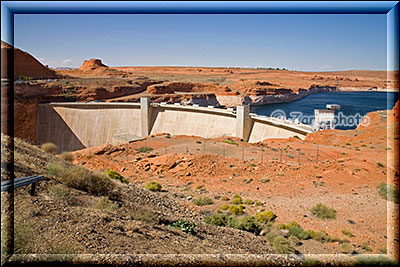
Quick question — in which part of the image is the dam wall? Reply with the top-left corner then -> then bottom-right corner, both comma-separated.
37,98 -> 312,153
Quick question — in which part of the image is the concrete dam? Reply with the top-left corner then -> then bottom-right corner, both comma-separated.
37,97 -> 313,153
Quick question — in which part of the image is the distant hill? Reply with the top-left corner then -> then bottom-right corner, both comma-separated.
1,41 -> 58,79
52,67 -> 73,71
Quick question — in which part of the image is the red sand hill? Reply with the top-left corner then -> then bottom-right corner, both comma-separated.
1,41 -> 57,79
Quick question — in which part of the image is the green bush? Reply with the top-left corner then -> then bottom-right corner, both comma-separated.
311,203 -> 336,219
204,213 -> 260,234
377,182 -> 399,203
272,236 -> 295,254
204,213 -> 229,227
340,242 -> 354,254
377,162 -> 384,167
60,152 -> 73,162
255,210 -> 276,223
255,200 -> 263,206
220,204 -> 230,211
342,229 -> 354,237
135,146 -> 153,153
361,242 -> 372,252
235,216 -> 260,233
168,219 -> 196,235
193,197 -> 214,206
307,230 -> 330,243
145,181 -> 162,192
41,142 -> 57,154
95,196 -> 117,212
231,194 -> 242,205
222,139 -> 239,145
105,169 -> 129,184
229,204 -> 244,215
243,199 -> 254,205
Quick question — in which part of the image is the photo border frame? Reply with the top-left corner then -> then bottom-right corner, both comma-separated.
1,1 -> 399,266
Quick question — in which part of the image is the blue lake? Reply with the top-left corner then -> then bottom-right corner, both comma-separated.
252,91 -> 399,129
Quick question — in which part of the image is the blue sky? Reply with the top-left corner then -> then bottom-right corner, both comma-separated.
13,14 -> 387,71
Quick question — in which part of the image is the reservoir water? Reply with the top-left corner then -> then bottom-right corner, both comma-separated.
252,91 -> 398,129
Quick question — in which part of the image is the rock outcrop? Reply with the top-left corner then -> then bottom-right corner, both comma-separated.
79,59 -> 108,71
1,41 -> 58,79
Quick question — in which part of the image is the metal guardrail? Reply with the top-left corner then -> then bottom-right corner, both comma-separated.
1,175 -> 46,195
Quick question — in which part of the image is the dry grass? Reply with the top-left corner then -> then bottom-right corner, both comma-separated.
41,142 -> 57,154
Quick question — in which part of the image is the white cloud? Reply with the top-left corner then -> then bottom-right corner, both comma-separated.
38,58 -> 48,64
319,65 -> 333,70
62,59 -> 72,64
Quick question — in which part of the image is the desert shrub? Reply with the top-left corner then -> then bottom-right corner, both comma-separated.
220,204 -> 230,211
243,199 -> 254,205
221,195 -> 230,201
14,218 -> 33,254
50,185 -> 70,204
235,216 -> 260,233
135,146 -> 153,153
41,142 -> 57,154
255,200 -> 263,206
105,169 -> 129,184
95,196 -> 117,212
62,165 -> 114,196
361,242 -> 372,252
60,151 -> 73,162
229,204 -> 244,215
130,208 -> 157,222
342,229 -> 354,237
288,235 -> 301,246
302,257 -> 324,266
223,139 -> 239,145
204,213 -> 229,227
377,162 -> 384,167
272,236 -> 295,254
46,162 -> 65,177
193,197 -> 213,206
328,235 -> 342,243
243,178 -> 253,184
204,213 -> 260,234
377,182 -> 399,203
168,219 -> 196,235
255,210 -> 277,223
196,141 -> 202,144
231,194 -> 242,205
310,203 -> 336,219
288,226 -> 310,240
307,230 -> 330,243
195,185 -> 204,190
354,255 -> 398,266
280,221 -> 309,240
145,181 -> 162,192
340,242 -> 354,254
260,178 -> 270,183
